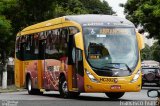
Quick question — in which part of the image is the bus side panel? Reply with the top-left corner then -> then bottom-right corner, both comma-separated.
38,60 -> 43,89
43,59 -> 62,90
67,65 -> 73,91
25,60 -> 39,89
15,59 -> 24,87
14,58 -> 20,87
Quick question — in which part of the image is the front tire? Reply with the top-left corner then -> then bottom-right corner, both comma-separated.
105,92 -> 125,99
59,76 -> 80,98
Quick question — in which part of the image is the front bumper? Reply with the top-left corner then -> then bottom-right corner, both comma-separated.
84,76 -> 142,92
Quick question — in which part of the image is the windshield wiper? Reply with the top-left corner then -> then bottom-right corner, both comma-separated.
101,63 -> 132,73
124,63 -> 132,73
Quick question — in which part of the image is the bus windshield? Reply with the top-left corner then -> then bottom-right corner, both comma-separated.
83,27 -> 138,72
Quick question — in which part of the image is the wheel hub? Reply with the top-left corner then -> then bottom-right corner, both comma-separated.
62,81 -> 68,93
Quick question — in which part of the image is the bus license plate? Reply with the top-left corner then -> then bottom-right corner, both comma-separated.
110,85 -> 121,90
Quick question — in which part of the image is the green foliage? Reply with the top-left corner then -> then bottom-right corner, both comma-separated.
141,43 -> 160,62
80,0 -> 114,14
0,16 -> 13,62
141,44 -> 152,60
0,0 -> 16,59
0,16 -> 11,37
0,0 -> 114,60
123,0 -> 160,43
0,0 -> 21,34
150,42 -> 160,62
55,0 -> 87,17
1,0 -> 114,33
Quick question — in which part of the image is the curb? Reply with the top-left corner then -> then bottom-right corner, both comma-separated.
0,89 -> 26,93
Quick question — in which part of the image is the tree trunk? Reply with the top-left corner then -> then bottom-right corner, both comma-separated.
2,66 -> 7,89
1,50 -> 8,89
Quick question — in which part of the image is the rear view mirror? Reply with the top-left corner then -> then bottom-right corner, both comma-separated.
136,32 -> 144,50
74,32 -> 84,50
147,89 -> 159,98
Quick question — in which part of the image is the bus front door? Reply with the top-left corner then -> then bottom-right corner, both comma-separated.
71,47 -> 78,89
68,35 -> 84,92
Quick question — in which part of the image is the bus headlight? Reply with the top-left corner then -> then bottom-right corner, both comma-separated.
85,69 -> 99,83
131,70 -> 141,83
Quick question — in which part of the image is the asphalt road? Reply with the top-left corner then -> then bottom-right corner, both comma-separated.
0,86 -> 159,106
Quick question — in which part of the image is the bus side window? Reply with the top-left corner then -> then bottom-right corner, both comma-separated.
26,35 -> 31,51
34,33 -> 39,55
59,28 -> 69,57
45,29 -> 59,59
29,34 -> 35,59
55,29 -> 60,59
38,32 -> 47,59
29,34 -> 36,60
23,35 -> 28,60
15,37 -> 21,60
45,30 -> 52,58
24,35 -> 31,60
19,36 -> 26,60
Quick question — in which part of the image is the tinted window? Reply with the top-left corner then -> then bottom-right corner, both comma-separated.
16,27 -> 79,61
45,29 -> 60,59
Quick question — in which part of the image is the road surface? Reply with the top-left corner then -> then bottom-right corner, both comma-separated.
0,86 -> 159,106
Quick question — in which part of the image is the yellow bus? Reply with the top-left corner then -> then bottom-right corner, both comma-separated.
15,15 -> 144,99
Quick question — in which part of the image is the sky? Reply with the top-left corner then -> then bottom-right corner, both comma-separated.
105,0 -> 127,18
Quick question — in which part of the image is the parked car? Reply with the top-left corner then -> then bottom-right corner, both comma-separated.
142,60 -> 160,86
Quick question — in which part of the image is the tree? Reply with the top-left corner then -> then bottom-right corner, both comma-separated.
2,0 -> 114,33
55,0 -> 87,17
0,0 -> 17,88
141,44 -> 152,61
1,0 -> 57,34
122,0 -> 160,44
0,16 -> 12,89
150,42 -> 160,62
80,0 -> 114,14
141,43 -> 160,62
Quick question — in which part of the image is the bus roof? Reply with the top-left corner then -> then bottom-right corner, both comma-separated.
65,14 -> 134,27
20,14 -> 134,35
21,17 -> 64,33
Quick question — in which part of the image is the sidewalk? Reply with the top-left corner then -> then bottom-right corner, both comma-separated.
0,85 -> 26,93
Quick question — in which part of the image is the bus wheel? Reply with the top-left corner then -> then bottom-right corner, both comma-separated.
105,92 -> 125,99
59,76 -> 80,98
27,77 -> 34,94
59,76 -> 69,98
27,77 -> 43,95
